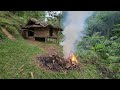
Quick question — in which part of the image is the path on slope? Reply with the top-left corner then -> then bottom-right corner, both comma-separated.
27,40 -> 63,56
1,27 -> 16,41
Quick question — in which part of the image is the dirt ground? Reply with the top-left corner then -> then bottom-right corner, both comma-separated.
26,39 -> 81,73
1,27 -> 16,41
27,39 -> 63,56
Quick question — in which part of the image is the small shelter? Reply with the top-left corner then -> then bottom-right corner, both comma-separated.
20,18 -> 63,43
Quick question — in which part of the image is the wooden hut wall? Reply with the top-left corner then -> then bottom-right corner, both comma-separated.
22,30 -> 28,39
34,27 -> 49,37
53,30 -> 58,37
52,28 -> 59,37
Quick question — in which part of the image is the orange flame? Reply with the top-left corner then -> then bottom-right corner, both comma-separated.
67,51 -> 78,65
71,54 -> 78,64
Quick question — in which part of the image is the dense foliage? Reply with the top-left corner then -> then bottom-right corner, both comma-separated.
46,11 -> 63,27
85,11 -> 120,38
77,11 -> 120,78
10,11 -> 45,23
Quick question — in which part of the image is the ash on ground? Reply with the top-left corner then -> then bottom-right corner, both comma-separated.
37,54 -> 80,72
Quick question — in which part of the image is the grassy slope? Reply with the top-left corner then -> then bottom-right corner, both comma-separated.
0,38 -> 41,78
0,38 -> 101,79
0,11 -> 102,79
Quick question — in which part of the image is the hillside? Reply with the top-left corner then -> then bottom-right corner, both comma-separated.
0,39 -> 101,79
0,11 -> 102,79
0,11 -> 120,79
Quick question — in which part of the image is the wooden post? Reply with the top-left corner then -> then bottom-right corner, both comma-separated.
26,30 -> 28,39
45,37 -> 47,43
57,31 -> 59,44
46,37 -> 48,43
58,16 -> 60,44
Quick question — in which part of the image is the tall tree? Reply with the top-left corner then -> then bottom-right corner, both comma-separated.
85,11 -> 120,38
45,11 -> 63,27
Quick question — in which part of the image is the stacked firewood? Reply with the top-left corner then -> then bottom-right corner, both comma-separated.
37,54 -> 79,72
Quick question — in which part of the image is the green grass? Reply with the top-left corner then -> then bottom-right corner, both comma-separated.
0,11 -> 103,79
0,38 -> 42,79
0,38 -> 102,79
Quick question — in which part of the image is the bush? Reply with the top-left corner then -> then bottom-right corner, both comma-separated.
77,32 -> 120,78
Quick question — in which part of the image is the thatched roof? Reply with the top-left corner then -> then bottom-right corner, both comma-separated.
28,18 -> 49,26
21,18 -> 63,31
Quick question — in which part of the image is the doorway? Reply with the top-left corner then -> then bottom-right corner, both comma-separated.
49,27 -> 53,36
28,31 -> 34,36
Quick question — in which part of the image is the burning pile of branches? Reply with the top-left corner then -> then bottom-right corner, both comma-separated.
37,53 -> 80,72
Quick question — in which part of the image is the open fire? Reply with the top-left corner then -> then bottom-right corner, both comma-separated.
67,51 -> 78,66
37,51 -> 79,72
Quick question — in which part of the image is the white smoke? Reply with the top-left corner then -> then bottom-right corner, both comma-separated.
60,11 -> 93,59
